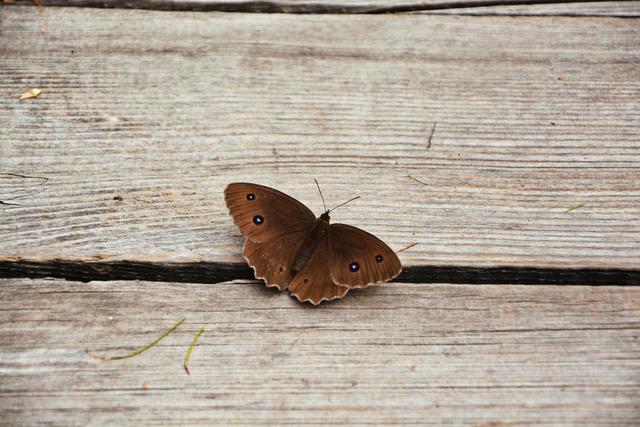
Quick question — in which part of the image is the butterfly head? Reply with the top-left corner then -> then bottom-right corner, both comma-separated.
319,211 -> 331,223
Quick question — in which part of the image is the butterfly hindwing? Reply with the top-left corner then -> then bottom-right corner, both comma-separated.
328,223 -> 402,289
288,235 -> 350,305
225,183 -> 316,243
242,229 -> 310,291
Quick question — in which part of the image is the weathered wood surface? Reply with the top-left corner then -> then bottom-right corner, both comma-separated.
1,7 -> 639,278
1,278 -> 639,425
2,2 -> 639,425
6,0 -> 640,15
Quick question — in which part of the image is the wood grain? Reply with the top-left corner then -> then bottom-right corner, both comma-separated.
1,277 -> 639,425
1,7 -> 639,273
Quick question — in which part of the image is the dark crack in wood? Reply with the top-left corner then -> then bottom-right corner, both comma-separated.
0,260 -> 638,286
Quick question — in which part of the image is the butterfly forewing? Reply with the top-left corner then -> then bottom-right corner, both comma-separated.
225,183 -> 316,243
328,223 -> 402,289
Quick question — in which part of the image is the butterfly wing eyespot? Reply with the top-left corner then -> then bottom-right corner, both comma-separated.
328,223 -> 402,289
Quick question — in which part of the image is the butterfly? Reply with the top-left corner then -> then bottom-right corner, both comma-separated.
224,182 -> 402,305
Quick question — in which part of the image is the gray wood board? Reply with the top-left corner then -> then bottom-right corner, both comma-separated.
6,0 -> 640,15
1,7 -> 639,273
1,278 -> 639,425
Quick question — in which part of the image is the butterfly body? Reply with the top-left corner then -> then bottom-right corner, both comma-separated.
290,212 -> 331,274
225,183 -> 402,305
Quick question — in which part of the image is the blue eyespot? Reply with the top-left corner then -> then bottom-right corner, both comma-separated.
349,262 -> 360,272
375,255 -> 383,263
253,215 -> 264,225
247,193 -> 256,201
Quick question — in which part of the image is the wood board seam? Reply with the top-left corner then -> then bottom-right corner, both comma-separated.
0,260 -> 638,285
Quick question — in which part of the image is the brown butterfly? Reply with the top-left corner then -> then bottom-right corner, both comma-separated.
224,182 -> 402,305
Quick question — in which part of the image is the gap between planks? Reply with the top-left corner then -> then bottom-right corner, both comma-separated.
1,260 -> 639,285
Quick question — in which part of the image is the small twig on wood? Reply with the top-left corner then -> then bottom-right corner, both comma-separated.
184,326 -> 205,375
407,175 -> 428,186
565,204 -> 584,213
426,122 -> 437,150
395,242 -> 418,254
86,316 -> 186,361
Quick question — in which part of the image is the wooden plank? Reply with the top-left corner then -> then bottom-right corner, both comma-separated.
7,0 -> 640,15
1,7 -> 639,273
1,278 -> 639,425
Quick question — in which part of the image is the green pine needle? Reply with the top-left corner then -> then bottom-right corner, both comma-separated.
184,326 -> 205,375
565,204 -> 584,213
86,316 -> 187,361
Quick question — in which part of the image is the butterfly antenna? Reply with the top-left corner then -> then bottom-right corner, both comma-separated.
329,196 -> 361,213
395,242 -> 418,253
314,179 -> 327,212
